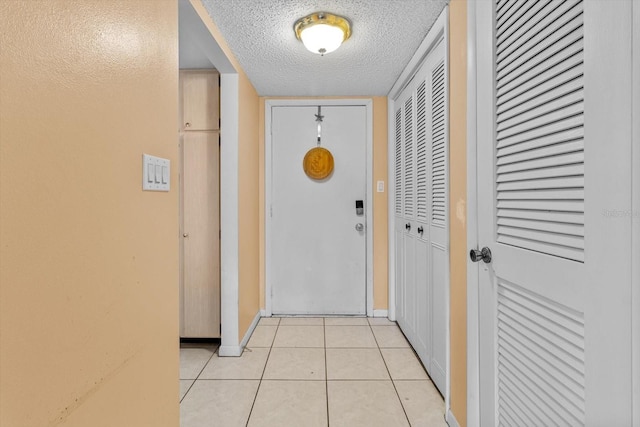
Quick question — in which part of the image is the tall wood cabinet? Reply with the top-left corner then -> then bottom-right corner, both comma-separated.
179,70 -> 220,338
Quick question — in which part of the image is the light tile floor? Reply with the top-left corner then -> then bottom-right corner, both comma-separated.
180,317 -> 447,427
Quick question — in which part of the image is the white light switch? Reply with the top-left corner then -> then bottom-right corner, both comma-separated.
143,154 -> 170,192
147,162 -> 155,182
162,166 -> 168,184
377,181 -> 385,193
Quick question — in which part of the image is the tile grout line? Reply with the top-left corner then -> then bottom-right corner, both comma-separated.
245,318 -> 280,427
324,317 -> 330,427
369,321 -> 413,426
180,342 -> 219,403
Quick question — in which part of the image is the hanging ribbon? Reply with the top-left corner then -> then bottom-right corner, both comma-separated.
315,106 -> 324,146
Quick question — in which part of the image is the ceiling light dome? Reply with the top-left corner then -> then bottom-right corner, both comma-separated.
294,12 -> 351,56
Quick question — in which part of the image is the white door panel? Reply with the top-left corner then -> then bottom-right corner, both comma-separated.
271,106 -> 367,315
476,1 -> 633,425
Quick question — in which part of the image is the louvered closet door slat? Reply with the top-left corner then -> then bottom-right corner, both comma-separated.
497,163 -> 583,183
497,64 -> 583,117
497,0 -> 574,60
496,0 -> 585,265
498,321 -> 585,389
496,0 -> 518,21
404,97 -> 414,217
499,341 -> 584,419
496,151 -> 584,175
499,323 -> 584,390
415,81 -> 428,221
498,217 -> 584,237
431,61 -> 446,227
496,0 -> 528,35
497,52 -> 583,102
497,77 -> 582,127
497,199 -> 583,213
497,226 -> 584,251
395,108 -> 402,215
496,101 -> 583,141
497,128 -> 583,157
496,114 -> 583,151
497,36 -> 583,100
497,188 -> 584,201
497,283 -> 586,424
497,209 -> 583,225
497,139 -> 583,165
496,175 -> 583,192
497,1 -> 582,67
497,80 -> 582,132
497,18 -> 583,86
496,0 -> 549,42
497,365 -> 556,426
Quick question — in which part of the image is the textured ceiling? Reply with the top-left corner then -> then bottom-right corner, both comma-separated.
200,0 -> 449,96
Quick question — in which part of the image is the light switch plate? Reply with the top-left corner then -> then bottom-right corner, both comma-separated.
143,154 -> 170,191
377,181 -> 385,193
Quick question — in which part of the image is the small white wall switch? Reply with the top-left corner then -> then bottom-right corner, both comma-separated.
143,154 -> 170,191
377,181 -> 385,193
162,166 -> 168,184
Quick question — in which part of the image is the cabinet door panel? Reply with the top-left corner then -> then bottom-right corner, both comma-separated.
181,131 -> 220,338
180,70 -> 219,131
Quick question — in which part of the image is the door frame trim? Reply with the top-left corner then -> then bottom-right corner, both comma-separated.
466,1 -> 480,425
264,99 -> 374,317
632,0 -> 640,422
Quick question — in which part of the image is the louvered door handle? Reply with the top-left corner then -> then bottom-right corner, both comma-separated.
405,223 -> 411,231
470,247 -> 492,263
417,226 -> 424,235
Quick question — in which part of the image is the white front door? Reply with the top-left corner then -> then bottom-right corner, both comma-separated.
270,105 -> 367,315
476,1 -> 634,425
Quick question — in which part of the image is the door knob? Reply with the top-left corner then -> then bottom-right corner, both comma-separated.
405,223 -> 411,231
183,233 -> 189,238
470,247 -> 492,263
355,223 -> 364,232
417,226 -> 424,235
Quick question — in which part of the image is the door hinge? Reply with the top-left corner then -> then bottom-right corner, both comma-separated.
270,206 -> 273,217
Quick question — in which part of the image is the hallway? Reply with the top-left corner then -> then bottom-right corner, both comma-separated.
180,317 -> 446,426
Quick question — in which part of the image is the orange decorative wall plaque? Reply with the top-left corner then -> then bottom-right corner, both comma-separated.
303,147 -> 334,180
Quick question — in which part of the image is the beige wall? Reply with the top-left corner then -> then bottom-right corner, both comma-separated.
449,0 -> 468,425
258,97 -> 388,311
237,76 -> 261,339
0,1 -> 179,426
188,1 -> 262,341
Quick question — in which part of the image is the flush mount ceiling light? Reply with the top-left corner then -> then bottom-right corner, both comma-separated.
294,12 -> 352,56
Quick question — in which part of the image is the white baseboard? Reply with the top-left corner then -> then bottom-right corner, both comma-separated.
260,309 -> 267,317
219,311 -> 261,357
217,345 -> 242,357
373,309 -> 388,318
446,409 -> 460,427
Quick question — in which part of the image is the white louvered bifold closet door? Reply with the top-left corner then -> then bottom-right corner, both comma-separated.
393,35 -> 448,396
477,0 -> 634,425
